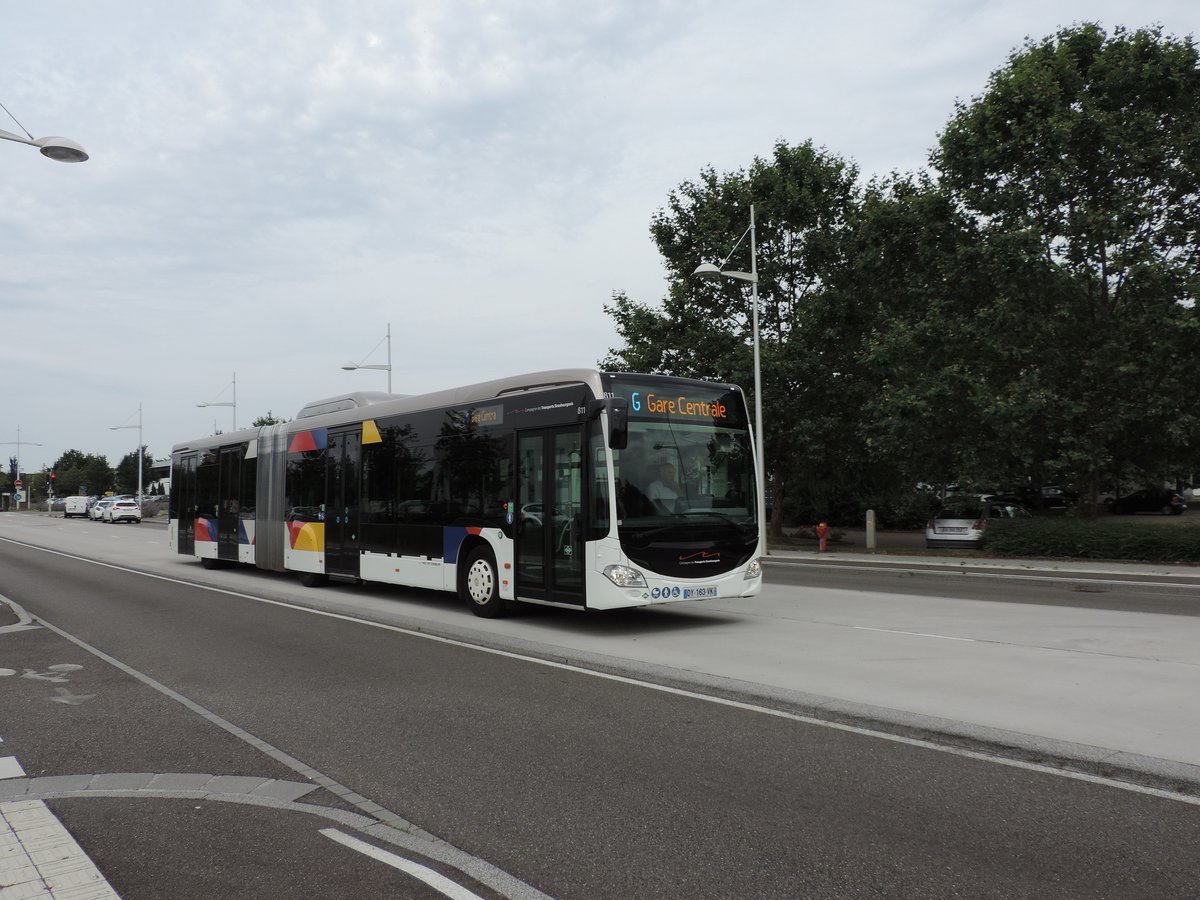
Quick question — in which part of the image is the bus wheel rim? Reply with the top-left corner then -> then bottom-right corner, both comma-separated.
467,559 -> 493,604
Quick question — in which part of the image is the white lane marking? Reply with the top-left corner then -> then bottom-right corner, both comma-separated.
322,828 -> 486,900
5,537 -> 1200,808
0,756 -> 26,779
0,576 -> 554,900
852,626 -> 976,642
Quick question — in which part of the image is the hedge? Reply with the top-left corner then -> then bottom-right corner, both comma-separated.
983,518 -> 1200,563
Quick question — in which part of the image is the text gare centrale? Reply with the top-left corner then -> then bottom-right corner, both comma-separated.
631,392 -> 728,420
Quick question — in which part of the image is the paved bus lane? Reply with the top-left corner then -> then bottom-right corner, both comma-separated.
4,512 -> 1200,897
0,595 -> 515,900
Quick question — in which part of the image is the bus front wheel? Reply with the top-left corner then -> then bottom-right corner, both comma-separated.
462,548 -> 505,618
298,571 -> 328,588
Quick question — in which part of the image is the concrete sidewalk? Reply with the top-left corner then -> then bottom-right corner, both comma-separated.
0,798 -> 118,899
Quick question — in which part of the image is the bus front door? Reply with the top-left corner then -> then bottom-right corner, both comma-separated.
516,427 -> 584,606
326,431 -> 361,579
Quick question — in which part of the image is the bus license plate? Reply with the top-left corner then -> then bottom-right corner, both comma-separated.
684,586 -> 718,599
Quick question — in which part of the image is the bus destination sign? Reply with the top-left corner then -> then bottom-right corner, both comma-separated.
607,380 -> 746,426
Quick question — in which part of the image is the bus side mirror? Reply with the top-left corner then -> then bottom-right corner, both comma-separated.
607,398 -> 628,449
588,398 -> 629,450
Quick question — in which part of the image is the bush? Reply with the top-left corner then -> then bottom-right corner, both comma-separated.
983,518 -> 1200,562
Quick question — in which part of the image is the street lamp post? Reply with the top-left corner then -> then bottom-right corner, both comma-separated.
197,373 -> 237,431
0,426 -> 44,510
109,403 -> 143,502
342,323 -> 393,393
692,204 -> 767,557
0,101 -> 88,162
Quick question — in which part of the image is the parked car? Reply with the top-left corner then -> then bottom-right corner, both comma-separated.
90,498 -> 116,521
1108,488 -> 1187,516
63,496 -> 90,518
926,496 -> 1030,549
105,499 -> 142,524
986,485 -> 1076,511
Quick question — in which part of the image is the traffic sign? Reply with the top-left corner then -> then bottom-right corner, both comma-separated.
13,491 -> 24,502
14,479 -> 22,488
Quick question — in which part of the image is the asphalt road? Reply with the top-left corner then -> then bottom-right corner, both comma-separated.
2,517 -> 1200,897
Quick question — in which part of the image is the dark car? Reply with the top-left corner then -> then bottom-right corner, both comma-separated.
1108,488 -> 1187,516
988,485 -> 1076,511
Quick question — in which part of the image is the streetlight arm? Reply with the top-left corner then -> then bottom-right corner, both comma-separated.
0,127 -> 34,147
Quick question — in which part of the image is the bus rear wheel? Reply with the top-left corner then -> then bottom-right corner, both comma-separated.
298,571 -> 328,588
462,548 -> 505,618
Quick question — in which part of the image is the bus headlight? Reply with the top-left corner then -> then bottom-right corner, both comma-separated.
744,558 -> 762,579
603,564 -> 648,588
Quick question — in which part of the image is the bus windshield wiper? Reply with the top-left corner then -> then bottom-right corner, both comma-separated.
677,510 -> 744,528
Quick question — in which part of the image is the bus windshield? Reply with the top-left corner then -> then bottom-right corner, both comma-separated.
602,375 -> 758,534
615,420 -> 756,525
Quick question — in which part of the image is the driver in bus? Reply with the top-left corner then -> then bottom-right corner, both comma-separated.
647,462 -> 685,513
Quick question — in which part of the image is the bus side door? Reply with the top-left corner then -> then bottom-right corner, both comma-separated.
516,427 -> 584,605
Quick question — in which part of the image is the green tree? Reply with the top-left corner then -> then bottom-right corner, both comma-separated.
604,140 -> 863,534
933,23 -> 1200,501
837,173 -> 995,494
252,412 -> 288,426
52,450 -> 114,496
115,447 -> 155,496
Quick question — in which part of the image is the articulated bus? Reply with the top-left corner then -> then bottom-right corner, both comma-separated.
169,369 -> 763,616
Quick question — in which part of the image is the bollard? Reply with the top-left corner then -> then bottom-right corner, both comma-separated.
866,508 -> 876,550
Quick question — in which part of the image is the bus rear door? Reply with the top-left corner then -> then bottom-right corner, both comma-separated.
326,430 -> 361,579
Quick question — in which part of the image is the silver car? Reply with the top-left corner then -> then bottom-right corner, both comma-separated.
926,496 -> 1029,549
90,498 -> 116,521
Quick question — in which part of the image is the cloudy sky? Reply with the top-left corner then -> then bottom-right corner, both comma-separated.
3,1 -> 1198,479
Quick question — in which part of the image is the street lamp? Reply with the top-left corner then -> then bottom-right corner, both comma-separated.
342,322 -> 393,393
197,372 -> 237,431
0,101 -> 88,162
109,403 -> 143,502
0,426 -> 43,510
692,203 -> 767,557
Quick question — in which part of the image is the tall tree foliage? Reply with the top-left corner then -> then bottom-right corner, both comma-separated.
933,23 -> 1200,496
607,25 -> 1200,525
115,447 -> 155,496
842,174 -> 999,490
603,140 -> 862,534
51,450 -> 114,496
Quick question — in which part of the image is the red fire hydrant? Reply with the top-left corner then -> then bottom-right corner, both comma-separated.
816,521 -> 829,553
